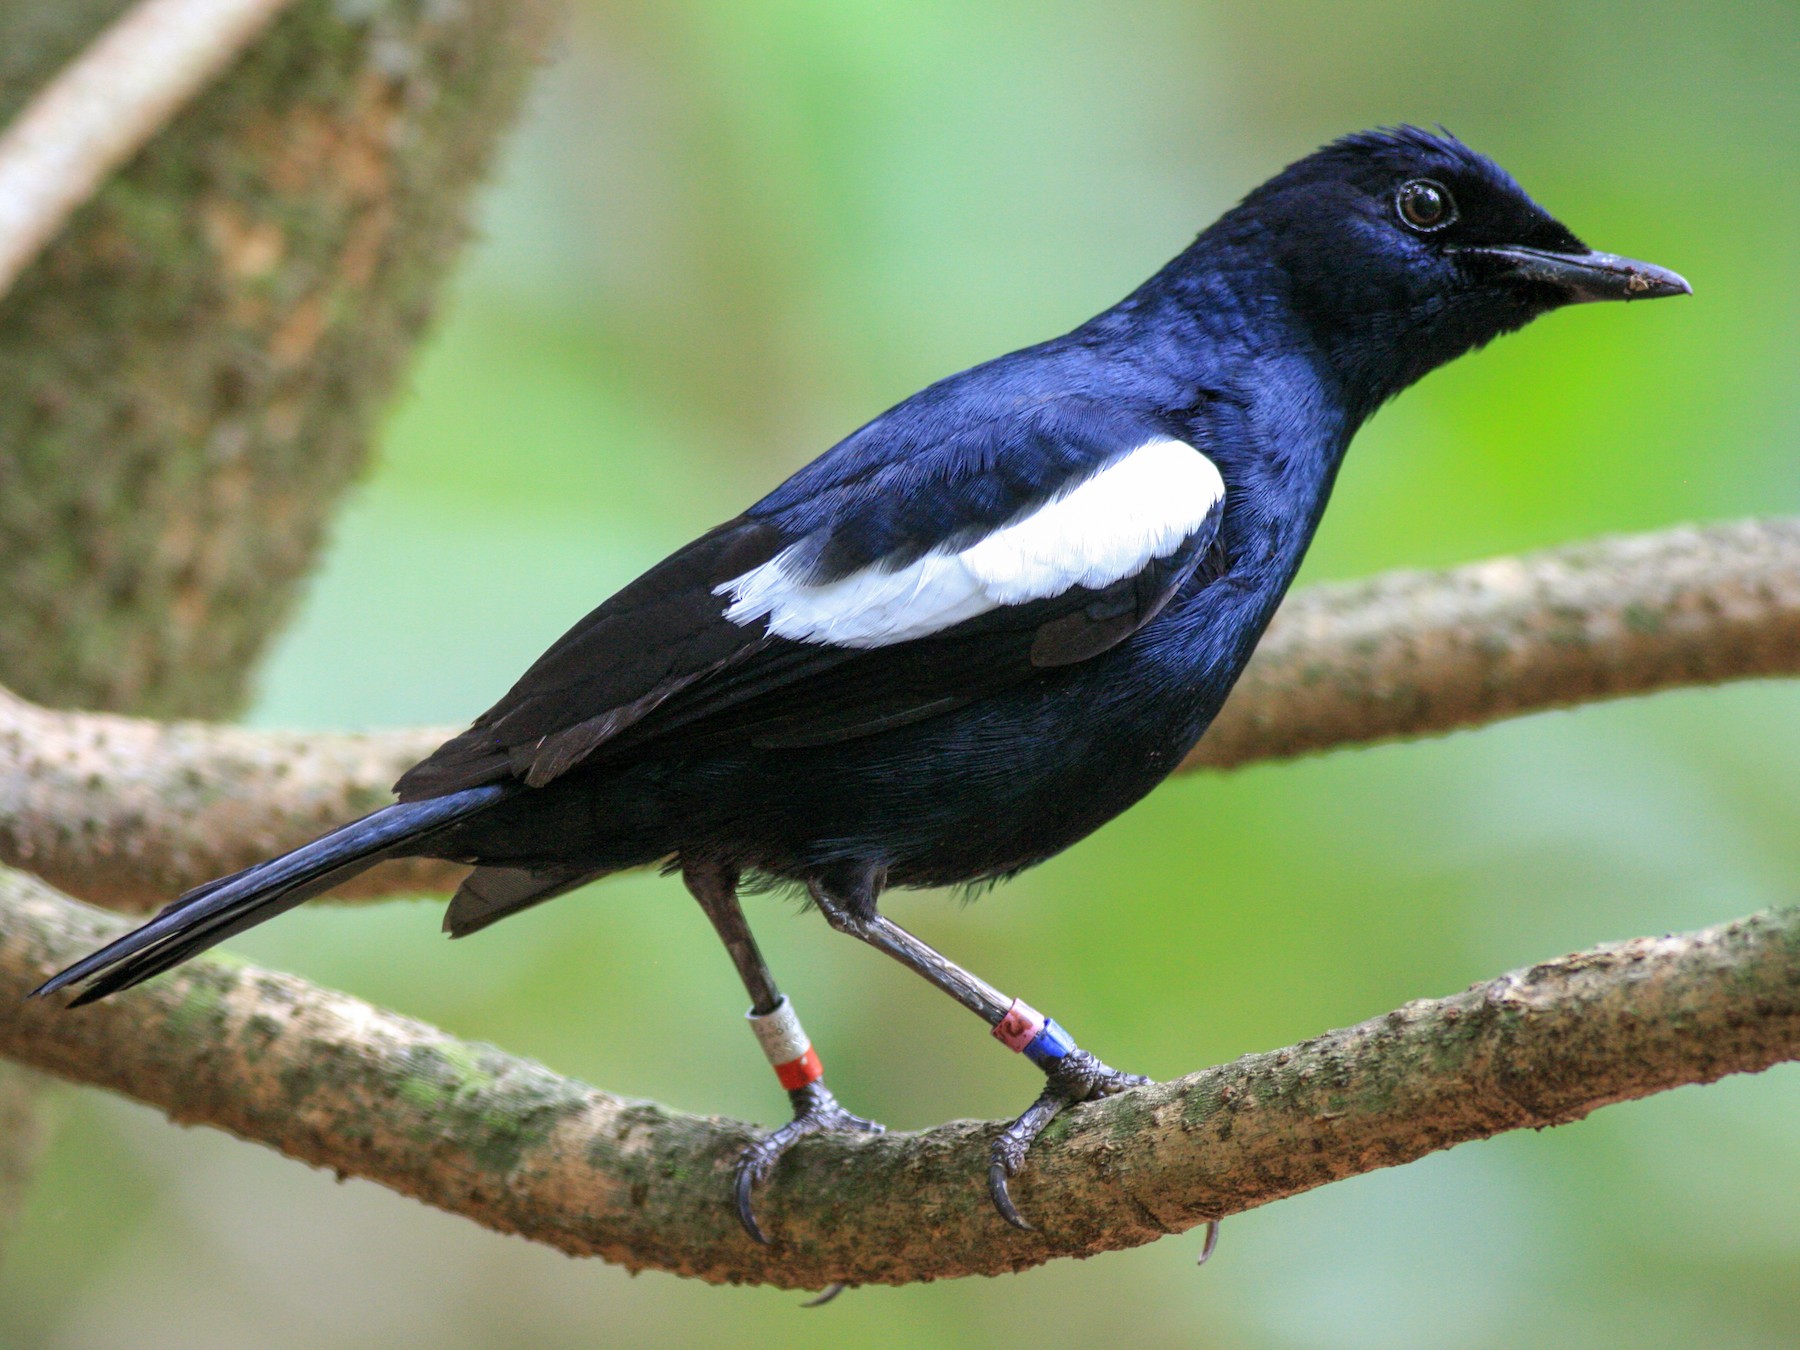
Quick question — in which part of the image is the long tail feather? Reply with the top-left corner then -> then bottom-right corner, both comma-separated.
31,783 -> 513,1005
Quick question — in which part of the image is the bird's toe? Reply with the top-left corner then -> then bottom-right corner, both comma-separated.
733,1082 -> 884,1244
986,1049 -> 1152,1231
1086,1066 -> 1152,1099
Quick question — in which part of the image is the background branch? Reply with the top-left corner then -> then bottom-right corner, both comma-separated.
6,515 -> 1796,912
0,684 -> 461,909
2,864 -> 1795,1288
0,0 -> 555,1271
0,0 -> 557,719
0,0 -> 300,301
1186,515 -> 1800,769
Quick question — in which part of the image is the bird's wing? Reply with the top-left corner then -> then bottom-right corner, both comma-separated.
395,399 -> 1226,799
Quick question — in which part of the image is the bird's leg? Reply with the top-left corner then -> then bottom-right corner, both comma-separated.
807,875 -> 1148,1232
682,860 -> 883,1245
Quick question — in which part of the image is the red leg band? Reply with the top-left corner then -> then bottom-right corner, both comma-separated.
773,1046 -> 824,1090
993,998 -> 1046,1052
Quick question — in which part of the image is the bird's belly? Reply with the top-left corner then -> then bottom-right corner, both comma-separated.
688,651 -> 1229,887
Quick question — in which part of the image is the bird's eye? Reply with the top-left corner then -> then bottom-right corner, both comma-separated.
1395,179 -> 1456,232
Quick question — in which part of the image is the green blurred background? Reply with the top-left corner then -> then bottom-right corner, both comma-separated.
8,2 -> 1800,1346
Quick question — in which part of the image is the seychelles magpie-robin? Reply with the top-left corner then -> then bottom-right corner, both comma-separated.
34,127 -> 1688,1241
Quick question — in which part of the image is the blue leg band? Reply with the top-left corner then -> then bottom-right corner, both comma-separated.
1022,1018 -> 1076,1069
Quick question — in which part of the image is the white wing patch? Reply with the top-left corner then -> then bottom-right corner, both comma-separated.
716,438 -> 1225,649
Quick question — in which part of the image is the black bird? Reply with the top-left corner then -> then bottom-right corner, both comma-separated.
33,127 -> 1688,1240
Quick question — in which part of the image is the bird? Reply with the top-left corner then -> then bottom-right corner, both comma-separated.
32,127 -> 1688,1244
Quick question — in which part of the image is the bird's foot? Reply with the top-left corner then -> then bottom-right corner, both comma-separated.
988,1047 -> 1149,1230
735,1080 -> 884,1244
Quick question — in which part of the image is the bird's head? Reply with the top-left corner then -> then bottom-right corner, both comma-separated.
1208,126 -> 1689,414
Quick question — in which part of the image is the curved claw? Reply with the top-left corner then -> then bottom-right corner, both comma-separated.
988,1160 -> 1033,1231
801,1283 -> 848,1308
733,1083 -> 884,1244
735,1160 -> 772,1245
1196,1219 -> 1221,1266
987,1049 -> 1150,1232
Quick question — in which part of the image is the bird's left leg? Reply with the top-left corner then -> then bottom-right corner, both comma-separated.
683,859 -> 883,1244
806,869 -> 1148,1232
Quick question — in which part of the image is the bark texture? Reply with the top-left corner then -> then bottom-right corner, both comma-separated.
0,0 -> 557,719
4,516 -> 1795,912
0,684 -> 461,909
0,0 -> 303,298
3,865 -> 1795,1289
0,0 -> 552,1262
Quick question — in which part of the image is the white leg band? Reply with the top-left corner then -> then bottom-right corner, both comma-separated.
746,995 -> 811,1066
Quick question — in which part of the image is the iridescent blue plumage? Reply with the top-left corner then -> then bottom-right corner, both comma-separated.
33,127 -> 1688,1237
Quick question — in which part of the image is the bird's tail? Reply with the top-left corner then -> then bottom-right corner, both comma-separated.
29,783 -> 512,1007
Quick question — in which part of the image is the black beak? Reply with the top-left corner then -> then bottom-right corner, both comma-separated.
1458,245 -> 1692,303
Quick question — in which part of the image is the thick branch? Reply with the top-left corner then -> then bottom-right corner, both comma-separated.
0,0 -> 300,300
2,865 -> 1795,1288
0,0 -> 557,1250
0,0 -> 559,719
5,517 -> 1798,911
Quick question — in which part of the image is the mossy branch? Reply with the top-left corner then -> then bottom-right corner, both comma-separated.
2,865 -> 1795,1289
1187,515 -> 1800,769
0,0 -> 558,1261
0,0 -> 559,718
0,0 -> 302,300
4,515 -> 1796,912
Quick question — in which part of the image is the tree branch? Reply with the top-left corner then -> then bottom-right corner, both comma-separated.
0,684 -> 462,909
5,516 -> 1797,912
0,0 -> 301,301
1187,515 -> 1800,770
2,864 -> 1795,1289
0,0 -> 560,720
0,0 -> 558,1260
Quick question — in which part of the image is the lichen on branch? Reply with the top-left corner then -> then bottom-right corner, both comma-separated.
0,0 -> 558,719
0,0 -> 559,1262
3,865 -> 1796,1289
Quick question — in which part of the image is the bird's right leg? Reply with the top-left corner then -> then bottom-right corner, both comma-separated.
804,868 -> 1203,1245
681,859 -> 883,1244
